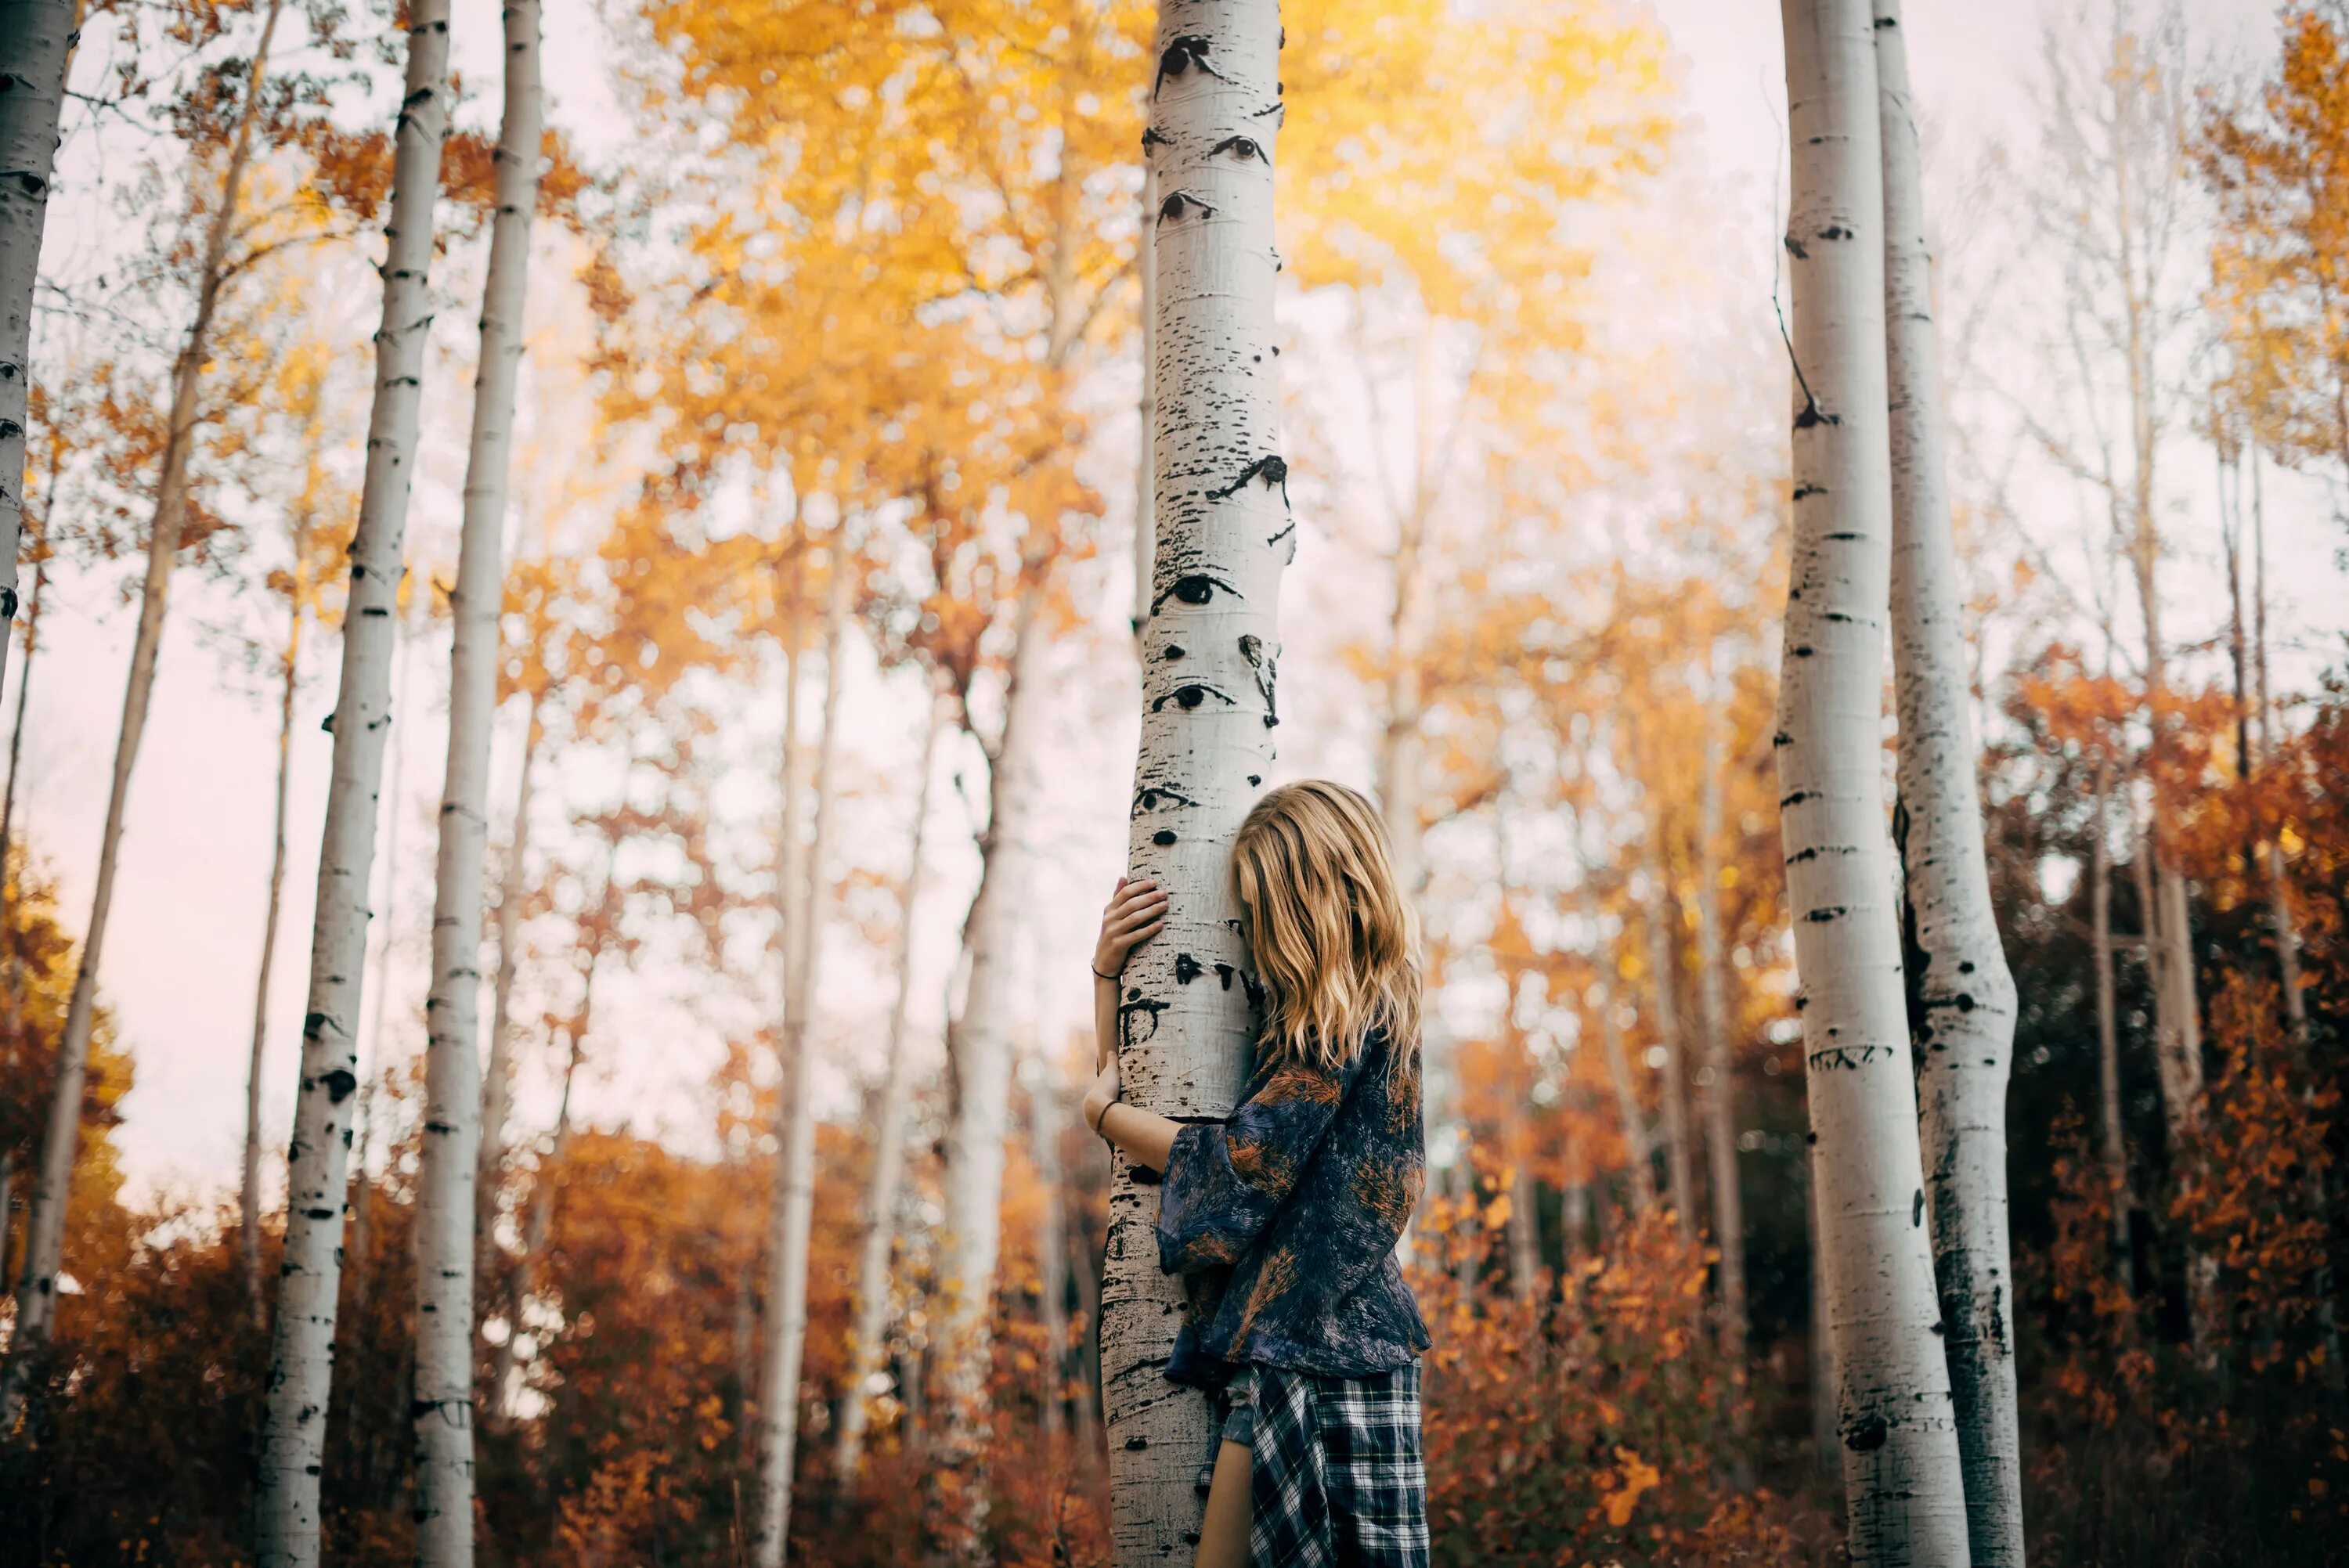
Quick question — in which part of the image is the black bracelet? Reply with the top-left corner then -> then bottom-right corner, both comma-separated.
1091,1098 -> 1115,1136
1091,964 -> 1119,982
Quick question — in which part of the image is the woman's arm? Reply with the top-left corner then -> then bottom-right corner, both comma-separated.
1081,1067 -> 1178,1172
1082,875 -> 1172,1164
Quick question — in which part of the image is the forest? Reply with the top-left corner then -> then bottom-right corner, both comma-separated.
0,0 -> 2344,1563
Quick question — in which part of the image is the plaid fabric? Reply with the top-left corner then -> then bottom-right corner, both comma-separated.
1246,1362 -> 1429,1568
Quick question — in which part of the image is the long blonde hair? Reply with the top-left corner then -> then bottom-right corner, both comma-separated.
1230,780 -> 1423,1076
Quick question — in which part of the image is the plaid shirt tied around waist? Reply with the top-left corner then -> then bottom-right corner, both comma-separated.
1246,1362 -> 1430,1568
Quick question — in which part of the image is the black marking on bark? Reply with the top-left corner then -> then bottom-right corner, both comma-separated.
1215,963 -> 1236,991
1913,1188 -> 1926,1226
1817,225 -> 1852,242
1787,847 -> 1817,864
1792,402 -> 1839,430
1843,1415 -> 1889,1452
1810,1044 -> 1890,1071
1161,643 -> 1187,660
1247,774 -> 1262,787
1174,953 -> 1202,984
1792,483 -> 1822,499
1239,634 -> 1279,727
1159,190 -> 1217,225
1119,996 -> 1167,1051
1210,135 -> 1266,164
1824,531 -> 1864,541
1141,126 -> 1171,150
1153,34 -> 1221,95
1124,1435 -> 1149,1450
303,1208 -> 336,1221
1804,906 -> 1846,922
1153,829 -> 1177,846
1153,572 -> 1239,614
323,1069 -> 359,1103
1791,645 -> 1814,658
1133,784 -> 1198,816
1824,611 -> 1856,624
1783,234 -> 1809,260
1204,454 -> 1289,503
1153,681 -> 1236,712
321,710 -> 337,734
1265,520 -> 1296,550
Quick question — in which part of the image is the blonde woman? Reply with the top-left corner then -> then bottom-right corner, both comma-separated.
1083,780 -> 1431,1568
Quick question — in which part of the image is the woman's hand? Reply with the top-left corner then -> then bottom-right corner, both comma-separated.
1092,876 -> 1167,982
1080,1057 -> 1121,1136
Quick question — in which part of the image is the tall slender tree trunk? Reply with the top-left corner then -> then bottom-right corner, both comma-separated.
2089,762 -> 2131,1281
255,7 -> 449,1557
1597,975 -> 1656,1217
242,497 -> 312,1328
1876,6 -> 2023,1558
475,691 -> 541,1264
1778,2 -> 1971,1559
0,546 -> 45,989
413,8 -> 539,1554
2248,454 -> 2305,1040
1131,163 -> 1156,649
1640,840 -> 1696,1240
1031,1062 -> 1071,1442
1695,709 -> 1746,1364
835,684 -> 944,1479
0,0 -> 77,706
5,0 -> 285,1419
1103,4 -> 1290,1553
752,540 -> 853,1567
928,570 -> 1048,1559
1809,1164 -> 1838,1482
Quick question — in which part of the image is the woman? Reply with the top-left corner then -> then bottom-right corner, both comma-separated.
1082,780 -> 1432,1568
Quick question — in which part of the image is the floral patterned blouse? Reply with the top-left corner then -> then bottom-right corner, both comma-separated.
1154,1026 -> 1431,1387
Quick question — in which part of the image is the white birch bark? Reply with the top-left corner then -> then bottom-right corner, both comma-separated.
1875,6 -> 2023,1557
255,6 -> 449,1557
834,680 -> 944,1479
413,7 -> 539,1554
927,571 -> 1048,1558
1640,853 -> 1697,1240
1695,712 -> 1747,1362
475,691 -> 539,1257
752,542 -> 853,1567
243,488 -> 312,1328
1779,1 -> 1970,1559
1030,1060 -> 1071,1441
1102,4 -> 1288,1553
0,0 -> 75,706
7,0 -> 283,1416
1132,163 -> 1157,648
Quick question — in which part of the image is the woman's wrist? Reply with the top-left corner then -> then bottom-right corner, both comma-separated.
1091,957 -> 1121,983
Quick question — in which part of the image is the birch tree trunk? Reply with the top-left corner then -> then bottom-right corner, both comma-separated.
927,571 -> 1048,1559
413,9 -> 539,1554
476,691 -> 539,1260
752,542 -> 853,1568
1778,2 -> 1970,1558
6,0 -> 283,1418
243,501 -> 311,1328
1876,5 -> 2023,1557
2249,454 -> 2307,1042
0,0 -> 76,706
0,550 -> 41,931
1132,163 -> 1157,648
255,8 -> 449,1557
2089,761 -> 2131,1280
1597,975 -> 1656,1217
1103,4 -> 1289,1553
1031,1062 -> 1071,1442
1640,853 -> 1697,1240
834,683 -> 944,1479
1695,713 -> 1746,1363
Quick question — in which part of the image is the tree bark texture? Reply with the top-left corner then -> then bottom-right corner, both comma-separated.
1875,5 -> 2024,1559
1640,850 -> 1696,1241
1597,975 -> 1656,1217
753,543 -> 853,1567
0,0 -> 75,704
476,692 -> 541,1261
2089,762 -> 2131,1278
1779,2 -> 1971,1559
1132,162 -> 1157,647
413,5 -> 539,1555
9,0 -> 284,1418
243,488 -> 312,1328
1102,4 -> 1290,1555
835,683 -> 945,1479
927,571 -> 1048,1559
255,6 -> 449,1558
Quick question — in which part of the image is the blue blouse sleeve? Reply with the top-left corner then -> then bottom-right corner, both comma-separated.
1154,1051 -> 1358,1278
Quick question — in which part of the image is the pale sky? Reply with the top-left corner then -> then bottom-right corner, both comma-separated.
20,0 -> 2331,1206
